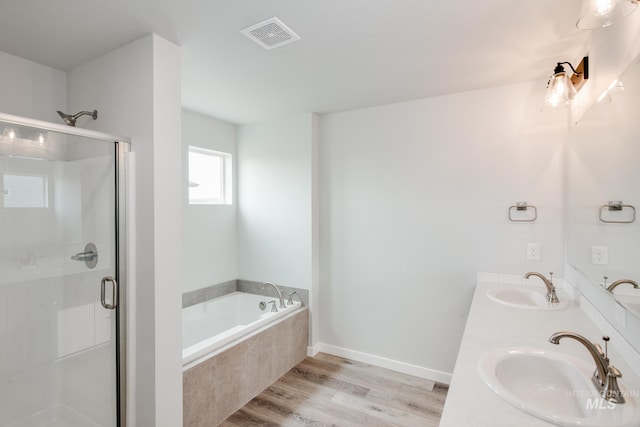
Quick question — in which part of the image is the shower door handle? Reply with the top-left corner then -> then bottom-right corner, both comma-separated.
101,276 -> 118,310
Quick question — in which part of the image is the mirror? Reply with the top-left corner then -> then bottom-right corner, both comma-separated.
566,57 -> 640,341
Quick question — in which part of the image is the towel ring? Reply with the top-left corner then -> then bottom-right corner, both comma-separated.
599,201 -> 635,224
509,202 -> 537,223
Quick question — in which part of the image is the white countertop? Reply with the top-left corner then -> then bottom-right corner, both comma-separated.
439,279 -> 640,427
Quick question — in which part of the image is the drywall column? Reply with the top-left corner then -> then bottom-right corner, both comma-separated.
67,34 -> 183,427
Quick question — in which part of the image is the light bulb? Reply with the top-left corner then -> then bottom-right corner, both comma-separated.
595,0 -> 615,16
542,71 -> 576,110
2,127 -> 21,141
35,132 -> 46,146
577,0 -> 638,29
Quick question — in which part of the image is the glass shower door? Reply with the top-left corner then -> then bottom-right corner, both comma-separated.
0,117 -> 122,427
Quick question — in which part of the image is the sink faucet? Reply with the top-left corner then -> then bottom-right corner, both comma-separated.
524,272 -> 559,303
606,279 -> 639,293
262,282 -> 286,309
549,331 -> 625,403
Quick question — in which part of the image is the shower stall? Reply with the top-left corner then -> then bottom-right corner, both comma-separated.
0,112 -> 128,426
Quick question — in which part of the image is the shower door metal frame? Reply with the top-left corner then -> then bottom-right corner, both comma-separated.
0,112 -> 130,427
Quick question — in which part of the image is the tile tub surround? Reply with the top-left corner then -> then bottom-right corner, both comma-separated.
182,280 -> 236,308
182,279 -> 309,308
237,279 -> 309,308
439,279 -> 640,427
183,307 -> 308,427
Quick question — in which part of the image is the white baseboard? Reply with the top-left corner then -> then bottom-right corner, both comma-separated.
307,344 -> 320,357
314,343 -> 452,385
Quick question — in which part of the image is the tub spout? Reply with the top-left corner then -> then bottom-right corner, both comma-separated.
263,282 -> 286,309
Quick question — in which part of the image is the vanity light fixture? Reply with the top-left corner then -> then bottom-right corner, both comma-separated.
542,57 -> 589,111
0,126 -> 49,149
577,0 -> 638,29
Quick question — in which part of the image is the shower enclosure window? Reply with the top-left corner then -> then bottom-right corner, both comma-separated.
0,113 -> 128,427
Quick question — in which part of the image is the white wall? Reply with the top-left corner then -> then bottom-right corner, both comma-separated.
67,34 -> 183,427
0,51 -> 66,122
319,81 -> 567,378
237,113 -> 317,290
182,109 -> 237,292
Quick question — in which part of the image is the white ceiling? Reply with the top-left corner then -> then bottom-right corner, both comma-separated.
0,0 -> 589,124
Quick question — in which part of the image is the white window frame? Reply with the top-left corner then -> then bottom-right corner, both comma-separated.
188,146 -> 232,205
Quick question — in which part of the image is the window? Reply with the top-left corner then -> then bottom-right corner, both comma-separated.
3,173 -> 48,208
188,146 -> 232,205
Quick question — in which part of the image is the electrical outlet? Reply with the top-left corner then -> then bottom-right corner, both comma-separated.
527,243 -> 541,261
591,246 -> 608,265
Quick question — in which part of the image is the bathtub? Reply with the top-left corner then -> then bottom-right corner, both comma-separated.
182,291 -> 302,368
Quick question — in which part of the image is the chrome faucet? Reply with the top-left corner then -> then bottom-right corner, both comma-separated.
549,332 -> 625,403
262,282 -> 286,309
606,279 -> 639,293
524,271 -> 559,303
267,300 -> 278,312
287,291 -> 298,305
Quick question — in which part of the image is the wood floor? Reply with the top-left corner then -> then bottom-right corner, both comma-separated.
220,353 -> 448,427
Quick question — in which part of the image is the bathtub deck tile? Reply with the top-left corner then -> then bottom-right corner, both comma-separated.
214,339 -> 252,422
220,353 -> 448,427
184,308 -> 309,426
183,357 -> 220,427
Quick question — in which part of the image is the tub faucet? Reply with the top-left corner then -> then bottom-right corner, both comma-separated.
606,279 -> 639,293
287,292 -> 298,305
263,282 -> 286,309
549,332 -> 625,403
267,300 -> 278,313
524,271 -> 559,303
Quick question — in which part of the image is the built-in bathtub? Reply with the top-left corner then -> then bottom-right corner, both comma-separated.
182,291 -> 308,426
182,291 -> 302,368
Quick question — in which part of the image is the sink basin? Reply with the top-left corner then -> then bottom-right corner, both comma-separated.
487,287 -> 568,310
478,348 -> 640,427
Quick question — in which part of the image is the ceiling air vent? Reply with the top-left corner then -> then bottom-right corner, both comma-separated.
241,17 -> 301,51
